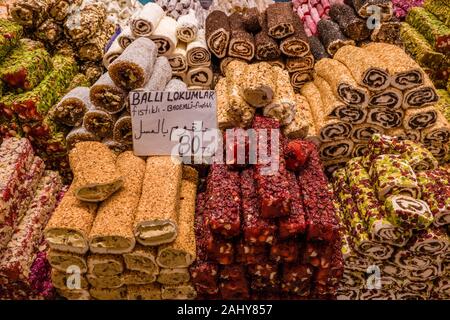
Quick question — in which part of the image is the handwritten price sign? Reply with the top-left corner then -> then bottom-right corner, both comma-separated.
129,90 -> 219,157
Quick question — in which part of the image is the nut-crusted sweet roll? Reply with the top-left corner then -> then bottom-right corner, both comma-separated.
123,244 -> 159,275
127,284 -> 161,300
157,268 -> 190,285
89,72 -> 127,114
161,284 -> 197,300
87,254 -> 124,277
48,249 -> 87,274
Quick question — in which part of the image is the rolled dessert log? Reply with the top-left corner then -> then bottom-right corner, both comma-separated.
122,270 -> 156,285
370,18 -> 401,45
333,45 -> 390,91
303,100 -> 320,146
282,94 -> 310,139
81,61 -> 103,84
403,76 -> 439,109
205,10 -> 231,59
161,284 -> 197,300
103,38 -> 123,69
48,249 -> 87,274
156,166 -> 197,269
157,268 -> 190,285
329,3 -> 370,41
266,3 -> 295,39
216,77 -> 239,130
90,72 -> 127,114
241,62 -> 275,108
57,289 -> 91,300
113,112 -> 132,145
317,19 -> 355,56
83,104 -> 118,138
89,287 -> 127,300
385,128 -> 421,142
165,79 -> 188,92
87,254 -> 124,277
10,0 -> 54,28
315,75 -> 367,124
352,143 -> 368,157
109,37 -> 158,91
64,2 -> 107,42
127,284 -> 161,300
425,143 -> 449,163
176,9 -> 199,43
49,0 -> 83,22
368,88 -> 403,110
403,106 -> 437,131
117,26 -> 135,50
314,58 -> 369,107
279,11 -> 310,58
102,137 -> 131,155
150,16 -> 179,56
35,18 -> 63,44
242,7 -> 262,33
323,157 -> 350,176
173,71 -> 187,84
134,156 -> 182,246
51,269 -> 89,290
285,53 -> 314,73
123,244 -> 159,275
44,182 -> 98,254
67,73 -> 90,91
77,20 -> 116,62
351,0 -> 393,21
384,195 -> 433,232
130,2 -> 164,37
186,30 -> 211,67
363,42 -> 424,90
142,56 -> 172,91
319,139 -> 355,162
351,123 -> 384,142
50,87 -> 91,127
267,58 -> 285,70
300,81 -> 352,142
66,126 -> 100,150
289,71 -> 313,90
186,66 -> 213,87
254,12 -> 280,61
88,152 -> 146,254
227,12 -> 255,62
87,273 -> 124,289
69,141 -> 124,202
421,111 -> 450,145
263,67 -> 296,126
308,36 -> 330,62
169,42 -> 188,73
366,107 -> 404,129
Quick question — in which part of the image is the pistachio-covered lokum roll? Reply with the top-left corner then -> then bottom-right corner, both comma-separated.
50,87 -> 90,127
69,141 -> 124,202
384,195 -> 433,232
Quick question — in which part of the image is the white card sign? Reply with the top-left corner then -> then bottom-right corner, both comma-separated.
130,90 -> 218,156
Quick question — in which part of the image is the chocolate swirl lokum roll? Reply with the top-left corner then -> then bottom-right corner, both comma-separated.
319,140 -> 354,160
150,16 -> 178,56
285,53 -> 314,73
367,107 -> 404,129
266,3 -> 295,39
205,10 -> 230,59
130,2 -> 164,37
90,73 -> 127,115
169,42 -> 188,73
187,66 -> 213,87
176,10 -> 199,43
50,87 -> 90,127
352,143 -> 368,157
308,36 -> 329,62
228,13 -> 255,62
407,228 -> 448,256
290,71 -> 312,90
186,30 -> 211,67
394,250 -> 435,271
351,124 -> 384,143
403,77 -> 439,109
280,12 -> 310,58
351,0 -> 393,21
317,19 -> 355,57
403,106 -> 437,130
334,45 -> 390,91
109,37 -> 157,91
368,88 -> 402,110
117,26 -> 135,50
329,3 -> 370,41
421,112 -> 450,145
315,58 -> 369,107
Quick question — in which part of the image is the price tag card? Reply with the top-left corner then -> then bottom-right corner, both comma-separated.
130,90 -> 218,157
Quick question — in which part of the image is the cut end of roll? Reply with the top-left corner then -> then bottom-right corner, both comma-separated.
135,221 -> 178,246
75,179 -> 124,202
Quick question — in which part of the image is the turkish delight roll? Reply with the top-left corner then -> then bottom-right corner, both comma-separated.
263,67 -> 296,125
204,164 -> 241,238
124,271 -> 156,285
83,105 -> 117,138
205,10 -> 231,59
215,77 -> 238,129
394,249 -> 435,271
52,269 -> 89,290
143,57 -> 172,91
127,284 -> 161,300
400,140 -> 437,171
280,12 -> 310,58
88,254 -> 124,277
102,138 -> 130,155
90,287 -> 127,300
90,73 -> 126,114
421,112 -> 450,145
89,152 -> 145,254
109,37 -> 158,91
424,0 -> 450,28
50,87 -> 90,127
407,227 -> 448,256
187,66 -> 213,87
150,16 -> 178,56
314,58 -> 369,107
406,7 -> 450,54
117,26 -> 135,50
279,171 -> 306,239
186,30 -> 210,68
308,36 -> 329,62
384,195 -> 433,231
64,1 -> 106,41
0,171 -> 61,281
227,13 -> 255,62
176,9 -> 199,43
403,77 -> 439,109
123,244 -> 159,275
66,126 -> 100,150
130,3 -> 164,37
242,7 -> 262,33
366,107 -> 404,129
45,181 -> 97,254
48,250 -> 87,274
290,71 -> 313,90
266,3 -> 295,39
352,0 -> 393,21
363,42 -> 424,90
241,62 -> 275,108
317,19 -> 355,56
87,273 -> 123,289
334,45 -> 390,92
169,42 -> 188,73
368,88 -> 402,110
330,3 -> 370,41
255,12 -> 280,61
403,106 -> 437,130
134,156 -> 182,246
285,54 -> 314,73
157,268 -> 190,285
112,112 -> 132,145
161,284 -> 197,300
282,95 -> 310,139
69,141 -> 124,202
10,0 -> 53,28
156,166 -> 197,269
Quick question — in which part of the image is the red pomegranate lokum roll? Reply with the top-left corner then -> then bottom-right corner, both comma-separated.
279,171 -> 306,238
